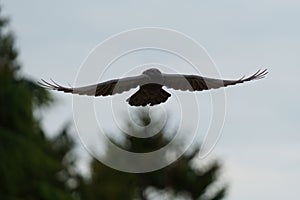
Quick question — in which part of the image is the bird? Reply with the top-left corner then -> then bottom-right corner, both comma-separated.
38,68 -> 268,106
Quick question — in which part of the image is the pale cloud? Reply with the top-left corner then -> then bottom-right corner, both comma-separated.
219,144 -> 300,199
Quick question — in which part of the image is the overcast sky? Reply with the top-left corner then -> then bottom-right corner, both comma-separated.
2,0 -> 300,199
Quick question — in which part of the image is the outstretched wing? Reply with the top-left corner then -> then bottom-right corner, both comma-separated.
162,69 -> 268,91
38,75 -> 148,96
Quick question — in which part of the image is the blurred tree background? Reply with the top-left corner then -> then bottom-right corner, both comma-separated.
80,111 -> 226,200
0,5 -> 227,200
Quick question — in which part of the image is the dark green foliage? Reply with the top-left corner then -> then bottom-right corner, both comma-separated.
82,160 -> 137,200
0,128 -> 74,200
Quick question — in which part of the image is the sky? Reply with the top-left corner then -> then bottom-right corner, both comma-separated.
2,0 -> 300,199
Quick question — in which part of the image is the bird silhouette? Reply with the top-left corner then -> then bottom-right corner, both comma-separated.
38,68 -> 268,106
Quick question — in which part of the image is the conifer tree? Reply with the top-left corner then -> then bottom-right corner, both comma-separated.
83,110 -> 227,200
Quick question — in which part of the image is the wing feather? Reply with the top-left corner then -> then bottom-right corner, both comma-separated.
38,75 -> 147,96
162,69 -> 268,91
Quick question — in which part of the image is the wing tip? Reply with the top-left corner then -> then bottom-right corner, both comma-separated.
239,68 -> 268,82
37,79 -> 73,93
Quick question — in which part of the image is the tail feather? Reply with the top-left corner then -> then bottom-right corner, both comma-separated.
127,85 -> 171,106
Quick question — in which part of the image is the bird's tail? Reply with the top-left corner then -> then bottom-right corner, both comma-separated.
127,85 -> 171,106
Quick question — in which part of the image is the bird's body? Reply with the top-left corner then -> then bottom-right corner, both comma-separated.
39,68 -> 268,106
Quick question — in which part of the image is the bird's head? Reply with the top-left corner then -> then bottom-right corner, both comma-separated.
142,68 -> 162,77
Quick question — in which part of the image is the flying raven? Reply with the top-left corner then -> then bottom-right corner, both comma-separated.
39,68 -> 268,106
